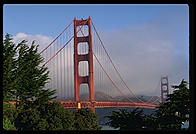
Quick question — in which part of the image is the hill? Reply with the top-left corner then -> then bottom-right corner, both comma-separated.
80,92 -> 159,104
80,91 -> 115,101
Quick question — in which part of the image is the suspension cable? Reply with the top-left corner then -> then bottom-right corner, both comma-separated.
92,22 -> 145,103
40,21 -> 86,68
146,78 -> 161,103
149,96 -> 161,104
39,21 -> 73,54
93,52 -> 135,103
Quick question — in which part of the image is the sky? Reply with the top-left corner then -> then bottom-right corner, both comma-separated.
3,4 -> 189,97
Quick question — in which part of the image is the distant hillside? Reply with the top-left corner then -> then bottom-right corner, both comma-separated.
56,92 -> 160,104
95,91 -> 116,101
80,91 -> 115,101
113,95 -> 160,103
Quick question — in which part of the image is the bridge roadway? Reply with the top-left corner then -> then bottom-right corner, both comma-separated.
52,100 -> 158,109
8,100 -> 157,109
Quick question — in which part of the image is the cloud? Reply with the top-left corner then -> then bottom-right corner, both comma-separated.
96,20 -> 189,97
13,32 -> 53,53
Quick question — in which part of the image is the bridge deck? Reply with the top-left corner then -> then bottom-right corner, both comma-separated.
55,100 -> 158,109
8,100 -> 158,109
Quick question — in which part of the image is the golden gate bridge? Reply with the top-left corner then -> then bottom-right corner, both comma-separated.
34,17 -> 170,113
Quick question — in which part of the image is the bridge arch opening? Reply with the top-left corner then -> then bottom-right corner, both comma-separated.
79,84 -> 89,101
78,42 -> 89,55
78,61 -> 89,77
162,79 -> 168,84
77,25 -> 89,37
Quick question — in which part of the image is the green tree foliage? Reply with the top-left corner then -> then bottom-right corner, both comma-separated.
74,108 -> 101,130
3,103 -> 18,124
143,114 -> 158,130
3,33 -> 56,110
3,117 -> 16,130
3,33 -> 57,130
3,103 -> 17,130
106,108 -> 148,130
155,79 -> 190,130
169,80 -> 190,122
15,108 -> 41,130
38,102 -> 75,130
15,102 -> 75,130
3,34 -> 20,102
14,40 -> 56,110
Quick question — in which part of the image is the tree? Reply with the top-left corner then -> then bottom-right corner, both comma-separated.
106,108 -> 146,130
143,114 -> 158,130
15,102 -> 75,130
3,34 -> 20,102
3,103 -> 17,130
37,102 -> 75,130
3,34 -> 57,130
14,40 -> 56,110
74,108 -> 101,130
3,34 -> 56,110
3,103 -> 18,125
15,108 -> 41,130
169,80 -> 190,122
3,117 -> 16,130
155,79 -> 190,130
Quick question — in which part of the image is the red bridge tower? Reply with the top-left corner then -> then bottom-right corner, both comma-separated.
73,17 -> 95,112
161,76 -> 169,103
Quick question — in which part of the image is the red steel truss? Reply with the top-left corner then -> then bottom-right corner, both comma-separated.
8,100 -> 157,109
54,100 -> 157,109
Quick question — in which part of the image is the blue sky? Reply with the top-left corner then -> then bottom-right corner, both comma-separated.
3,4 -> 189,96
3,4 -> 188,37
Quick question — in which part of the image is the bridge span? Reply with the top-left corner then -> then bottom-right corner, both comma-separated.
52,100 -> 158,109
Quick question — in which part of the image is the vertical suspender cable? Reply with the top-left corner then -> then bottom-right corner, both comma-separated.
39,21 -> 73,55
50,39 -> 52,90
60,36 -> 63,99
69,35 -> 72,99
63,34 -> 65,99
67,36 -> 69,99
57,39 -> 59,99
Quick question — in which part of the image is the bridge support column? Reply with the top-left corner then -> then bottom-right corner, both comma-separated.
74,17 -> 95,113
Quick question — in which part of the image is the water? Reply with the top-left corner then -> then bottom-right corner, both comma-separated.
181,121 -> 189,129
101,125 -> 119,130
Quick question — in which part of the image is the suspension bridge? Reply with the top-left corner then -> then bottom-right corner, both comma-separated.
36,17 -> 170,112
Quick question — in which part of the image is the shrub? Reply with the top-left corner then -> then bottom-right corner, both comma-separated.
3,116 -> 16,130
38,102 -> 75,130
74,108 -> 101,130
15,108 -> 41,130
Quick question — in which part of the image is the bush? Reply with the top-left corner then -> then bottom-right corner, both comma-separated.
3,116 -> 16,130
3,103 -> 18,123
74,108 -> 101,130
15,102 -> 75,130
38,102 -> 75,130
15,108 -> 41,130
34,119 -> 49,130
3,102 -> 17,130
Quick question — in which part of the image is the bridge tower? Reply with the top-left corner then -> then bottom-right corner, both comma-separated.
161,76 -> 169,103
73,17 -> 95,112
